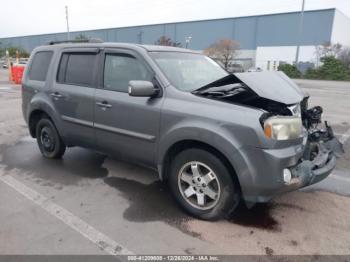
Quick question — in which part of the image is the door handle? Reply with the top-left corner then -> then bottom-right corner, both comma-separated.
50,92 -> 63,99
96,101 -> 112,109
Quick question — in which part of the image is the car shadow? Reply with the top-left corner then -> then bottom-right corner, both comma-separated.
1,138 -> 282,234
0,139 -> 108,186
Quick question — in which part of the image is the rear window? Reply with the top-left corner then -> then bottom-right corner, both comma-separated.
29,51 -> 53,81
57,53 -> 96,86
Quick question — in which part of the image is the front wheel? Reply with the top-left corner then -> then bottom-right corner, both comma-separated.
36,118 -> 66,159
169,148 -> 240,220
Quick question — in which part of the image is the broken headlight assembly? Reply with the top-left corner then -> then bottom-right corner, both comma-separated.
263,116 -> 303,140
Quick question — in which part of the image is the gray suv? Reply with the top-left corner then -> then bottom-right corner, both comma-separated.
22,41 -> 343,220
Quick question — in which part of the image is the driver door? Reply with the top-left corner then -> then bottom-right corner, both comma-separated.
94,49 -> 163,166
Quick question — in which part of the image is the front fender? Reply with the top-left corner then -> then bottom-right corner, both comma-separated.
157,120 -> 258,199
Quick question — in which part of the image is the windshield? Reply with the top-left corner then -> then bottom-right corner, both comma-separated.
149,52 -> 229,92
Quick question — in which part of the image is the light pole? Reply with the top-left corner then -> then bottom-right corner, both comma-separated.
295,0 -> 305,66
185,36 -> 192,48
6,49 -> 11,81
137,31 -> 144,44
65,6 -> 70,40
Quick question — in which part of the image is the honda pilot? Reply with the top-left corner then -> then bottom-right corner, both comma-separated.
22,41 -> 344,220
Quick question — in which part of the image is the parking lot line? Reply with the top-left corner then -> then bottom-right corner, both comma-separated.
339,128 -> 350,144
0,170 -> 133,256
330,174 -> 350,183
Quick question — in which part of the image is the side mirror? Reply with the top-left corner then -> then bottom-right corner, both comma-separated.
128,80 -> 158,97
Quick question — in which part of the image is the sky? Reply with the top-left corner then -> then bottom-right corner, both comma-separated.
0,0 -> 350,38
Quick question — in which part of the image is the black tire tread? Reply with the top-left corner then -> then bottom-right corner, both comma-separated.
168,148 -> 240,221
35,117 -> 66,159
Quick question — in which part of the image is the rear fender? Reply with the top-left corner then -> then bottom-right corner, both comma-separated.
28,92 -> 63,137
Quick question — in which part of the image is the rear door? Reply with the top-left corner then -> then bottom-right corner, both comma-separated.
94,48 -> 163,166
51,48 -> 99,148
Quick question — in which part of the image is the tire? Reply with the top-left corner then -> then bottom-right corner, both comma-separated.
169,148 -> 240,221
35,117 -> 66,159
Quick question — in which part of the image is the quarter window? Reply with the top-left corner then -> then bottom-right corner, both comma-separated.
29,51 -> 53,81
57,53 -> 96,86
103,54 -> 152,92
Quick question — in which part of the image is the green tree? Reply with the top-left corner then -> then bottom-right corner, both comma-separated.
278,64 -> 301,78
304,56 -> 350,81
0,42 -> 4,57
304,68 -> 321,79
318,56 -> 350,80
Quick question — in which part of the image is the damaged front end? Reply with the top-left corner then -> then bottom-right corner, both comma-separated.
291,97 -> 345,187
193,71 -> 344,191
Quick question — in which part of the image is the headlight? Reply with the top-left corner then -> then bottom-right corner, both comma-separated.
264,116 -> 302,140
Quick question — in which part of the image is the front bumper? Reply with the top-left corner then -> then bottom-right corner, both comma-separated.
241,136 -> 343,204
288,143 -> 336,188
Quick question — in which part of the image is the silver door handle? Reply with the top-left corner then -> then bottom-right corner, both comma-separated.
96,101 -> 112,108
50,92 -> 63,98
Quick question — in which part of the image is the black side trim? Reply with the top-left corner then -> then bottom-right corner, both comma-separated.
61,115 -> 94,127
94,123 -> 156,142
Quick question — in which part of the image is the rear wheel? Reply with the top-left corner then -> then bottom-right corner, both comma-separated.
169,148 -> 240,220
36,118 -> 66,159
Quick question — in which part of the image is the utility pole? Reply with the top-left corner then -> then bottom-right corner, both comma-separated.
137,31 -> 144,44
6,49 -> 12,81
65,6 -> 70,40
295,0 -> 305,66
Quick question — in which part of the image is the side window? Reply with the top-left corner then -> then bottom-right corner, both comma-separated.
57,53 -> 96,86
57,53 -> 68,83
103,54 -> 153,92
29,51 -> 53,81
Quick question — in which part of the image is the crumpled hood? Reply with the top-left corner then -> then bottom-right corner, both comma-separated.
234,71 -> 305,105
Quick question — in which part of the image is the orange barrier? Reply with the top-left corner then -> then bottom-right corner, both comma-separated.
11,65 -> 25,85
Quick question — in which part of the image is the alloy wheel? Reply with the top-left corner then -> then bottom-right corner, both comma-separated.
177,161 -> 221,210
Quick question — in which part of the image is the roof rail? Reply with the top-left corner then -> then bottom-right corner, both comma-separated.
48,39 -> 103,45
